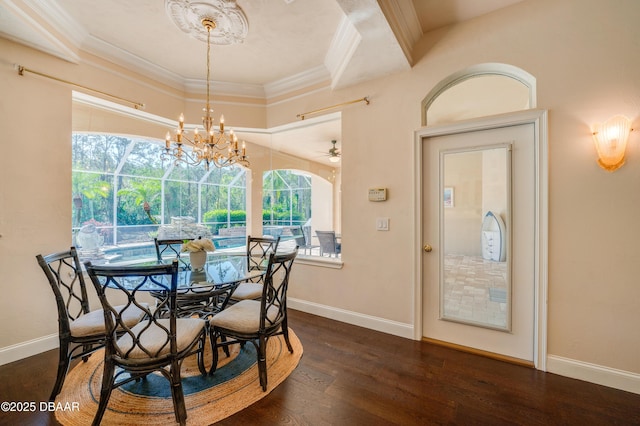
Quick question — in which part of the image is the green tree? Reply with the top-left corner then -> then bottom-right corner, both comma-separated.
117,178 -> 161,224
72,172 -> 112,226
262,170 -> 311,225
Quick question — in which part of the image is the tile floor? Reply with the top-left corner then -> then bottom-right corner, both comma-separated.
443,254 -> 508,328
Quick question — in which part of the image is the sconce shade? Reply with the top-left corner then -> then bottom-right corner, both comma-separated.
592,115 -> 632,171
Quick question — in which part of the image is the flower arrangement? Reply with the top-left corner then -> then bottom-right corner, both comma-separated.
181,237 -> 215,253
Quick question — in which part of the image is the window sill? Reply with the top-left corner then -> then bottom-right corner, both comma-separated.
295,255 -> 343,269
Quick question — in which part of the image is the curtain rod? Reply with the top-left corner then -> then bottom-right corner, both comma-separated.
16,64 -> 145,110
297,96 -> 370,120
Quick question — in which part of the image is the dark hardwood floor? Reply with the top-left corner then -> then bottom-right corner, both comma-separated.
1,309 -> 639,425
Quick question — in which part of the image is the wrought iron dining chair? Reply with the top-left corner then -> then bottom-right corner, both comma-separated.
315,230 -> 341,257
36,247 -> 147,402
209,249 -> 298,391
85,260 -> 207,426
247,235 -> 281,274
154,237 -> 192,270
154,237 -> 213,317
229,235 -> 280,302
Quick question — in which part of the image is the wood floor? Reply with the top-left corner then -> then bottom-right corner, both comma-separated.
1,309 -> 639,425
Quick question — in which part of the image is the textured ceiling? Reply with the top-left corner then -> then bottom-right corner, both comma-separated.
0,0 -> 523,165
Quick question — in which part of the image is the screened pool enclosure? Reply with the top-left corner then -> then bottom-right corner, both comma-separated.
72,134 -> 312,261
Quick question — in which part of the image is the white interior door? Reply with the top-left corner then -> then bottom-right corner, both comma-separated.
421,121 -> 536,362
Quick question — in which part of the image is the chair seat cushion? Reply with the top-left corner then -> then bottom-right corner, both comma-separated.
116,318 -> 205,359
210,300 -> 278,334
230,283 -> 263,301
69,303 -> 148,338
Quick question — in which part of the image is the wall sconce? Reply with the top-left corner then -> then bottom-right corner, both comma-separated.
591,115 -> 633,171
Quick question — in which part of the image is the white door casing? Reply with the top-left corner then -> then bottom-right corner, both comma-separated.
413,109 -> 548,370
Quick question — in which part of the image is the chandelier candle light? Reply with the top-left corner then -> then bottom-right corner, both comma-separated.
163,18 -> 249,170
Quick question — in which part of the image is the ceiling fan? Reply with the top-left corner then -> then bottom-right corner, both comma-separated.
327,140 -> 341,163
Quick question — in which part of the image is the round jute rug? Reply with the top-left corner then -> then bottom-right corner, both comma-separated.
55,329 -> 302,425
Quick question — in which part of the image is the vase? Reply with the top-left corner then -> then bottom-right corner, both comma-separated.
189,251 -> 207,271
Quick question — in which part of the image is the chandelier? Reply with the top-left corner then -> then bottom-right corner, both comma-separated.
162,18 -> 249,170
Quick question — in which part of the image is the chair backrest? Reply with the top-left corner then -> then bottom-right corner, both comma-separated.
260,249 -> 298,333
155,237 -> 192,269
315,231 -> 339,254
85,260 -> 180,362
303,226 -> 312,247
36,247 -> 90,335
246,236 -> 281,271
262,226 -> 283,238
291,226 -> 306,247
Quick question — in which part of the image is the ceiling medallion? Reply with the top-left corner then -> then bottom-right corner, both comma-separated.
165,0 -> 248,45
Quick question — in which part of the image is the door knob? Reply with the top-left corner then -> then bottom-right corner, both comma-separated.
423,244 -> 433,253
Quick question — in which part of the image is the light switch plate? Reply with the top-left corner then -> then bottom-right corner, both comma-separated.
376,217 -> 389,231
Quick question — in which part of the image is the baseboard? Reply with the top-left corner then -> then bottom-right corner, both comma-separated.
288,298 -> 414,339
547,355 -> 640,395
288,299 -> 640,395
4,311 -> 638,397
4,302 -> 410,365
0,334 -> 58,366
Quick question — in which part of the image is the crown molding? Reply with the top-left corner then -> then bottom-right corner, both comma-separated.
265,86 -> 329,111
324,15 -> 361,89
263,65 -> 331,100
85,36 -> 330,100
48,21 -> 330,100
3,0 -> 360,100
184,77 -> 265,98
1,0 -> 81,63
377,0 -> 422,66
83,34 -> 187,90
28,0 -> 86,46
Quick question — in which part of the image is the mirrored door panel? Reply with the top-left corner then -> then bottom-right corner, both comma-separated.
440,145 -> 511,330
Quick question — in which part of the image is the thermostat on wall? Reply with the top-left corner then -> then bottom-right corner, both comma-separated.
368,188 -> 387,201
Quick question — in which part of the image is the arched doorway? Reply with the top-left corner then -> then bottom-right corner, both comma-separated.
414,64 -> 548,369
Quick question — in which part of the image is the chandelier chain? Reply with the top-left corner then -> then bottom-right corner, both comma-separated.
162,17 -> 249,170
206,23 -> 211,114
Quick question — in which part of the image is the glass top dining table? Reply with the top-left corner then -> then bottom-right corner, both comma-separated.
117,252 -> 265,318
121,252 -> 263,288
176,253 -> 263,287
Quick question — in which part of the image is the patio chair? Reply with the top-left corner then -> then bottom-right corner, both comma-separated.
85,260 -> 207,426
315,230 -> 341,257
209,249 -> 298,390
36,247 -> 147,401
291,225 -> 314,254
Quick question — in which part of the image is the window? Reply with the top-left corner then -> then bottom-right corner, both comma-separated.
263,170 -> 311,227
72,133 -> 247,261
262,169 -> 311,251
262,169 -> 338,258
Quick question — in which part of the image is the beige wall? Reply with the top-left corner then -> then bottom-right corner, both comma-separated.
0,39 -> 73,349
276,0 -> 640,376
1,0 -> 639,384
